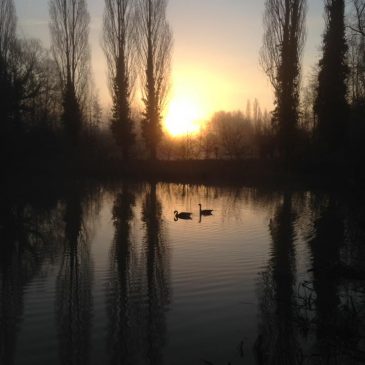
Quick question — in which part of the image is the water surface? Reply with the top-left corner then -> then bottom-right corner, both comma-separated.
1,182 -> 364,364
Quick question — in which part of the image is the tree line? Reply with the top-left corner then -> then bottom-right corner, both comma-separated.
0,0 -> 172,167
1,0 -> 365,172
261,0 -> 365,167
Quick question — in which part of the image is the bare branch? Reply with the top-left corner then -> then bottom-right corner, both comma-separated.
49,0 -> 90,102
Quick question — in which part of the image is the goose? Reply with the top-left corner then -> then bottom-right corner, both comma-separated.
174,211 -> 192,221
198,204 -> 213,216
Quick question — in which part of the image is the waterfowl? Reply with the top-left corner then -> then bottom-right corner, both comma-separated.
198,204 -> 213,216
174,211 -> 192,221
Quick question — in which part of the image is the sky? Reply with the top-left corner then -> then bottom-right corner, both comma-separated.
14,0 -> 325,130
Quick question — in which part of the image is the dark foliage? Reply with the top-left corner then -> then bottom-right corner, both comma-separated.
1,0 -> 365,183
273,1 -> 306,161
315,0 -> 349,158
261,0 -> 307,162
103,0 -> 136,161
110,59 -> 135,160
142,67 -> 162,161
137,0 -> 172,161
141,27 -> 163,161
62,81 -> 82,148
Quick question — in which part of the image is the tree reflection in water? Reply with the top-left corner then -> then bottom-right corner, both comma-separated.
256,191 -> 365,364
107,183 -> 170,365
303,193 -> 365,363
256,192 -> 301,364
107,184 -> 140,364
142,183 -> 170,365
56,188 -> 93,365
0,190 -> 62,365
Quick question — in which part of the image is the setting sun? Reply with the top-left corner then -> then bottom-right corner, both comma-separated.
164,96 -> 205,137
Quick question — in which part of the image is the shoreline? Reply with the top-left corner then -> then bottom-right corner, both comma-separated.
2,158 -> 363,190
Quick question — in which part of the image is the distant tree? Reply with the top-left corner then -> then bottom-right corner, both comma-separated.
348,35 -> 365,102
30,50 -> 62,128
260,0 -> 307,160
9,40 -> 60,126
136,0 -> 172,160
347,1 -> 365,164
1,37 -> 56,131
103,0 -> 136,160
314,0 -> 349,157
348,0 -> 365,102
300,66 -> 319,133
348,0 -> 365,37
92,95 -> 102,129
209,111 -> 254,159
49,0 -> 90,145
245,99 -> 252,121
253,98 -> 262,125
0,0 -> 16,127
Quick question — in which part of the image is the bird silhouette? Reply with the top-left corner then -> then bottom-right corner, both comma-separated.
198,204 -> 213,216
174,211 -> 192,221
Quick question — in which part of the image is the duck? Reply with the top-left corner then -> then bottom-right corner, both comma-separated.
198,204 -> 213,216
174,211 -> 192,221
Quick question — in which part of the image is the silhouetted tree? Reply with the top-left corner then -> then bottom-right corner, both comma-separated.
300,66 -> 318,133
1,34 -> 59,165
22,46 -> 62,129
136,0 -> 172,160
208,111 -> 254,159
0,4 -> 47,130
1,1 -> 62,167
0,0 -> 16,129
245,99 -> 252,121
348,0 -> 365,102
49,0 -> 90,145
348,0 -> 365,37
103,0 -> 136,160
260,0 -> 307,160
314,0 -> 349,158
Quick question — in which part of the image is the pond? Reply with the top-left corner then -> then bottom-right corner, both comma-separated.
0,181 -> 364,364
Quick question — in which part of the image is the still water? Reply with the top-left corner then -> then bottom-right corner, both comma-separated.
0,182 -> 364,364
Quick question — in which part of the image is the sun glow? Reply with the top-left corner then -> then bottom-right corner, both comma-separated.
164,96 -> 205,137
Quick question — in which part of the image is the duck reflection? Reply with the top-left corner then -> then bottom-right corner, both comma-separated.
256,192 -> 300,364
56,188 -> 93,365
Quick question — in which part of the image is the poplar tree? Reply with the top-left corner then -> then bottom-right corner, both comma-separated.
315,0 -> 349,157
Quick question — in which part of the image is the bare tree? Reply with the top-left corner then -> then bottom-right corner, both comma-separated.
349,0 -> 365,37
300,66 -> 318,132
15,40 -> 60,126
348,0 -> 365,101
136,0 -> 173,160
209,111 -> 254,160
0,0 -> 16,67
0,0 -> 16,125
260,0 -> 307,159
49,0 -> 90,143
103,0 -> 136,160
